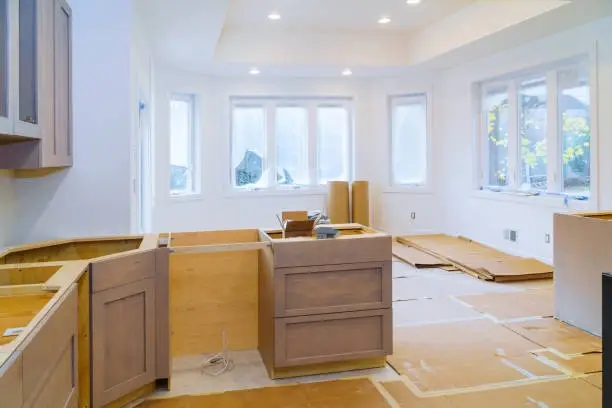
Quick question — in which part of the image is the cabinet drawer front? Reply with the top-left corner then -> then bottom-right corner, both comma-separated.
274,309 -> 392,367
275,261 -> 392,317
20,287 -> 78,407
91,250 -> 156,293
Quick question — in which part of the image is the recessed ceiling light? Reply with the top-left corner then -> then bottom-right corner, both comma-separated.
249,68 -> 260,75
267,12 -> 281,20
406,0 -> 422,4
342,69 -> 353,76
378,16 -> 391,24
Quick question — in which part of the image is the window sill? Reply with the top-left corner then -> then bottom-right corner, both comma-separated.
167,193 -> 205,203
472,189 -> 594,211
223,186 -> 327,199
383,185 -> 434,195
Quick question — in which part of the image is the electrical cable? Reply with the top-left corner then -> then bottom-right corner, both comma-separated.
199,330 -> 234,376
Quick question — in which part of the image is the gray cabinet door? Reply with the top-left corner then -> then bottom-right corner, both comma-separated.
91,278 -> 156,408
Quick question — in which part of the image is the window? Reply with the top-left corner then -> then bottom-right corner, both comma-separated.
169,94 -> 197,195
478,59 -> 592,199
231,98 -> 352,189
390,94 -> 429,186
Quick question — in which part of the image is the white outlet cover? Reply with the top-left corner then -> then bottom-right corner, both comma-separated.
3,327 -> 25,337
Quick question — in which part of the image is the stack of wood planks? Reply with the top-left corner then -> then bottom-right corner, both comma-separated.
393,234 -> 553,282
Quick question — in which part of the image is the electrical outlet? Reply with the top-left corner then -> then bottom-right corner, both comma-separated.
503,229 -> 518,242
545,233 -> 551,244
410,212 -> 416,220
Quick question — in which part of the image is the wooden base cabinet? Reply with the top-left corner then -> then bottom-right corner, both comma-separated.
258,231 -> 393,379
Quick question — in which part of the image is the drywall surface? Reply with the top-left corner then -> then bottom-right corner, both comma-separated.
150,69 -> 440,234
12,0 -> 134,244
436,17 -> 612,264
0,172 -> 15,249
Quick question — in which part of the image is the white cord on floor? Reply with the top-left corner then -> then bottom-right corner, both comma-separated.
199,330 -> 234,376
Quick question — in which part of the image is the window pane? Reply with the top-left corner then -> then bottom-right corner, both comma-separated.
391,96 -> 427,185
317,107 -> 350,184
559,65 -> 590,196
232,107 -> 267,188
276,107 -> 309,186
484,86 -> 509,187
518,77 -> 547,190
170,96 -> 195,194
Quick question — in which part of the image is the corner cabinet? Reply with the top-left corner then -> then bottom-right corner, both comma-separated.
0,0 -> 73,170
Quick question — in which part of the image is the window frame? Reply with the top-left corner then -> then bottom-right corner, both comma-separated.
475,55 -> 597,208
169,93 -> 199,198
388,92 -> 432,192
228,97 -> 354,193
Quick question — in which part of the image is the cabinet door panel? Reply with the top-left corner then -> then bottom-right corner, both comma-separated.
0,353 -> 23,408
92,278 -> 156,408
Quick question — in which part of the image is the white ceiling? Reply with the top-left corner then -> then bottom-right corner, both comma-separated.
226,0 -> 477,32
135,0 -> 612,77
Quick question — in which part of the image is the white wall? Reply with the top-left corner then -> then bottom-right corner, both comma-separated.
436,17 -> 612,264
12,0 -> 134,244
0,172 -> 15,249
149,68 -> 439,234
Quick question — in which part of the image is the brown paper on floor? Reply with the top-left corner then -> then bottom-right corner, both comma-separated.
392,242 -> 451,268
387,319 -> 564,394
447,378 -> 601,408
535,350 -> 601,374
351,180 -> 370,226
504,318 -> 602,355
381,381 -> 453,407
326,181 -> 350,224
139,378 -> 392,408
584,373 -> 603,389
457,287 -> 554,320
398,234 -> 553,282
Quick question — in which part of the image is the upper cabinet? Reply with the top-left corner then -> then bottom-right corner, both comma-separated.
0,0 -> 73,170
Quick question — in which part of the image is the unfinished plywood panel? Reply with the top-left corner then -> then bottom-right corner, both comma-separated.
584,373 -> 603,389
398,235 -> 552,282
387,319 -> 564,393
0,293 -> 55,346
504,318 -> 602,355
392,242 -> 450,269
457,287 -> 554,320
0,265 -> 61,285
381,381 -> 453,407
0,238 -> 143,264
138,378 -> 392,408
554,213 -> 612,336
170,250 -> 258,356
169,229 -> 259,247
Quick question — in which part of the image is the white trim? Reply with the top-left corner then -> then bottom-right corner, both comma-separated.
471,189 -> 594,211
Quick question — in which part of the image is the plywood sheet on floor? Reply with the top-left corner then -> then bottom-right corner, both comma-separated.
393,274 -> 517,301
392,242 -> 450,268
456,287 -> 554,320
141,378 -> 393,408
387,319 -> 564,393
503,318 -> 602,355
393,298 -> 483,327
392,262 -> 452,279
